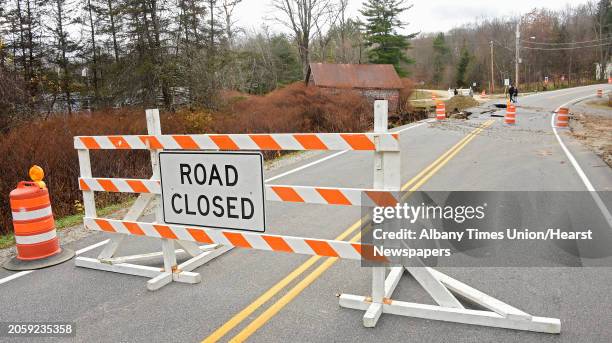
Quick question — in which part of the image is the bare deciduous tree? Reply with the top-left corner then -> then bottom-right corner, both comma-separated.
271,0 -> 333,76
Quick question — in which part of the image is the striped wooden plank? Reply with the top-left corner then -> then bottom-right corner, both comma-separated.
85,218 -> 388,262
74,133 -> 400,151
78,178 -> 399,207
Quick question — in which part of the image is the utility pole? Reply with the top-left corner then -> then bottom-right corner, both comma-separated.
490,41 -> 495,94
515,19 -> 520,89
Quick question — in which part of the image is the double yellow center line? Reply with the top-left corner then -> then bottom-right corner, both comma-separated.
203,119 -> 494,342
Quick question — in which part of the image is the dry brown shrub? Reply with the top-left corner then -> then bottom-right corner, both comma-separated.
214,82 -> 372,134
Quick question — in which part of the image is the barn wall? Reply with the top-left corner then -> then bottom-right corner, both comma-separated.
309,85 -> 400,113
361,89 -> 399,112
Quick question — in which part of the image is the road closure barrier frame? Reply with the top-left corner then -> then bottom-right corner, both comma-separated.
74,102 -> 560,333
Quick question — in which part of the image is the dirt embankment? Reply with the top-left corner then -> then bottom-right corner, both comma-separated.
571,113 -> 612,167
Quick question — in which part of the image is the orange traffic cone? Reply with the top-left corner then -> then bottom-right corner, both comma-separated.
3,166 -> 74,271
555,108 -> 570,128
505,104 -> 516,125
435,101 -> 446,121
481,90 -> 487,98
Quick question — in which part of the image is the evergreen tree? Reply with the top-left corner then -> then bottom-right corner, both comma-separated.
431,32 -> 449,86
46,0 -> 80,114
359,0 -> 416,76
455,46 -> 471,88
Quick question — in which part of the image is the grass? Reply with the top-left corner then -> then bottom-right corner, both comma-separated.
0,233 -> 14,249
0,197 -> 136,250
410,89 -> 438,100
585,99 -> 611,110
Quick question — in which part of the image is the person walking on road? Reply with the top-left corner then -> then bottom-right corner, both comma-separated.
508,84 -> 515,103
513,86 -> 519,103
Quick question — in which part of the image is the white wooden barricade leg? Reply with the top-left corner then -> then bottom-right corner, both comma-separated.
75,109 -> 231,291
338,100 -> 561,333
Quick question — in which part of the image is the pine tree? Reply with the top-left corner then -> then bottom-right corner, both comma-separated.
359,0 -> 416,76
431,33 -> 449,87
455,46 -> 471,88
46,0 -> 80,114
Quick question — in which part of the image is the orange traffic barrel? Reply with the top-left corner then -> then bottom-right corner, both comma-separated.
556,107 -> 570,128
3,169 -> 74,271
431,93 -> 437,101
436,101 -> 446,120
505,104 -> 516,125
597,89 -> 603,98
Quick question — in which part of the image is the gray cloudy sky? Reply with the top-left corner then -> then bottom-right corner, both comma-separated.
233,0 -> 591,35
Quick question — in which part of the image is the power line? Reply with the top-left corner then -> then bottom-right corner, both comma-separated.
491,40 -> 513,52
521,41 -> 612,50
520,37 -> 612,45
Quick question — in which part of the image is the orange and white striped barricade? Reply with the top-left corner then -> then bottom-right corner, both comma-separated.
505,104 -> 516,125
74,103 -> 560,334
4,179 -> 74,270
556,107 -> 570,128
435,101 -> 446,121
597,89 -> 603,98
74,106 -> 401,291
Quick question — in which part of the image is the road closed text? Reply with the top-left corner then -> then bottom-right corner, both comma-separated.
170,163 -> 255,220
159,152 -> 266,232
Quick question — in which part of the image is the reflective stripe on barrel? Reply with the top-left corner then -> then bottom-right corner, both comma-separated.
15,230 -> 58,245
11,206 -> 53,221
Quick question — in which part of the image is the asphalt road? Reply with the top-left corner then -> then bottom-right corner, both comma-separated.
1,84 -> 611,343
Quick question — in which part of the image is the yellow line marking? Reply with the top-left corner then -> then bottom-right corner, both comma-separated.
400,121 -> 491,191
202,219 -> 361,343
225,120 -> 494,342
202,123 -> 476,342
229,232 -> 363,343
407,120 -> 493,192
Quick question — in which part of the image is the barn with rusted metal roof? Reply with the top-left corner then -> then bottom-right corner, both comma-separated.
305,63 -> 403,112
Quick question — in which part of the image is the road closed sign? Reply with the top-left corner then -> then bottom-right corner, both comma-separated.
159,151 -> 266,232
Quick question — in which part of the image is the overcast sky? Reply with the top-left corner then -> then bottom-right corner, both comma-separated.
233,0 -> 592,35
